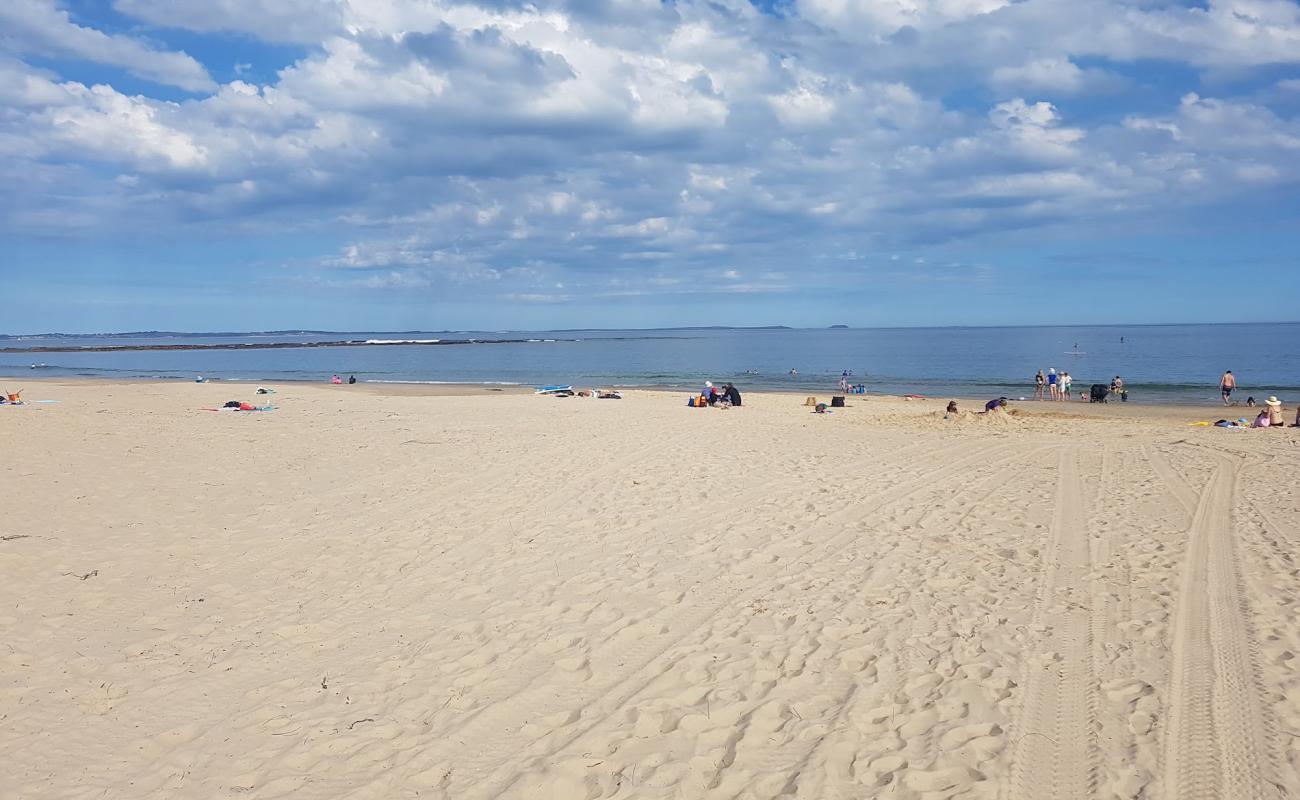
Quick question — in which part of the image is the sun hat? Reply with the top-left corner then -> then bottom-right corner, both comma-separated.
1266,396 -> 1281,406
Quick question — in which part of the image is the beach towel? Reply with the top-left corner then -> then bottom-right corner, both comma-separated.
202,404 -> 275,412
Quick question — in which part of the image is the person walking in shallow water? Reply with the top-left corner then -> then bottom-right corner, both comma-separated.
1034,369 -> 1045,400
1220,370 -> 1236,405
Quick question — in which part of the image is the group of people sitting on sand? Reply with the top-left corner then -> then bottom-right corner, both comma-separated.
695,381 -> 742,407
941,398 -> 1002,418
1242,396 -> 1294,428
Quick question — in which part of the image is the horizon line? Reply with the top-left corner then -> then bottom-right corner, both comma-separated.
3,320 -> 1299,338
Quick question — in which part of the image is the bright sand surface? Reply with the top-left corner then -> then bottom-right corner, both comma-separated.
3,378 -> 1300,800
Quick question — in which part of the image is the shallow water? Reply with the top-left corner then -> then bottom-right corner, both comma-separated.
3,323 -> 1297,405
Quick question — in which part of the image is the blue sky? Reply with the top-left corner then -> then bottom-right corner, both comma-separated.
1,0 -> 1298,333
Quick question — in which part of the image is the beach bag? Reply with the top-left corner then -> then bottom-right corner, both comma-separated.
831,396 -> 845,407
698,395 -> 709,407
804,396 -> 818,407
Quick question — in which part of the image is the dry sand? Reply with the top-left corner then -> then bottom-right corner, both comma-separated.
2,379 -> 1299,799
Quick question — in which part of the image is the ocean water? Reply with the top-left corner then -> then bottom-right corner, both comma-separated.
3,324 -> 1298,405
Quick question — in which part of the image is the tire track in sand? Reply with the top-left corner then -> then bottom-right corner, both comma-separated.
1157,452 -> 1284,800
1142,444 -> 1199,519
1006,447 -> 1099,800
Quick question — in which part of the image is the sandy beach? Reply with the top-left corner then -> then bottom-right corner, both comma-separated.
3,378 -> 1299,800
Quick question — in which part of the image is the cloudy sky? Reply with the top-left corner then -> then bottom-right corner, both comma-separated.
2,0 -> 1298,332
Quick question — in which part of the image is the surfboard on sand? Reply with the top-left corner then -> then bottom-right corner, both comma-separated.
535,385 -> 573,394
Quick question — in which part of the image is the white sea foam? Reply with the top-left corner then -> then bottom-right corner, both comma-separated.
363,339 -> 442,344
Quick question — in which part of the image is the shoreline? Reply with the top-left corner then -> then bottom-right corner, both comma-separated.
2,375 -> 1277,423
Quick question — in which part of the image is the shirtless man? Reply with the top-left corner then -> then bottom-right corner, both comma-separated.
1220,370 -> 1236,405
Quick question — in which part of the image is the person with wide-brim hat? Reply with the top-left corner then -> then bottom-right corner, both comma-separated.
1265,396 -> 1285,427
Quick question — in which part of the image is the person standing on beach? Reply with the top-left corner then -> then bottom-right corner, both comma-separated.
1034,369 -> 1045,400
1220,370 -> 1236,405
1061,371 -> 1073,401
1047,368 -> 1058,400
